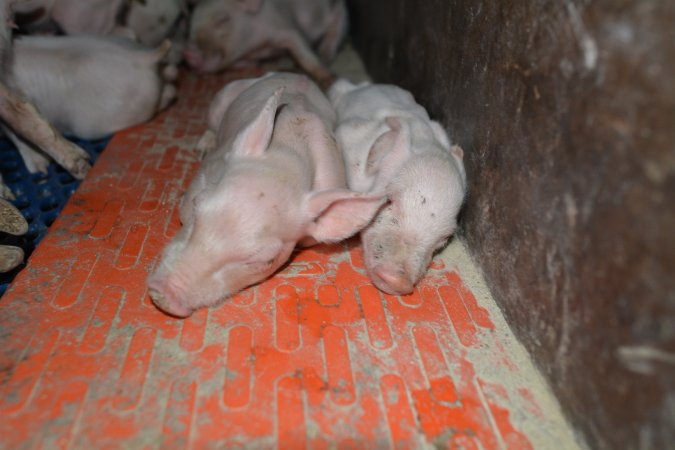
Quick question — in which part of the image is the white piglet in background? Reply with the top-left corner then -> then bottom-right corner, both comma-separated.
329,80 -> 467,296
185,0 -> 347,85
147,73 -> 384,318
0,0 -> 91,182
12,0 -> 131,36
14,0 -> 186,62
125,0 -> 185,47
125,0 -> 189,64
8,35 -> 176,172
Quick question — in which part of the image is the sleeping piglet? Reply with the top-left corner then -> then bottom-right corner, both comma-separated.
6,34 -> 176,173
329,80 -> 467,296
125,0 -> 185,47
11,34 -> 176,140
185,0 -> 347,85
147,73 -> 384,317
12,0 -> 132,36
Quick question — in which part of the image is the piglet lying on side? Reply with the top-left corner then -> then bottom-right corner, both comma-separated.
147,73 -> 384,317
14,0 -> 186,61
329,80 -> 467,296
185,0 -> 347,85
0,0 -> 90,181
12,0 -> 132,36
7,34 -> 176,172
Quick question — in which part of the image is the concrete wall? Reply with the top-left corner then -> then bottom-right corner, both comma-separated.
346,1 -> 675,449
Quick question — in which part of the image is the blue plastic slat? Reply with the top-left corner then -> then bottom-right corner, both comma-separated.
0,136 -> 110,296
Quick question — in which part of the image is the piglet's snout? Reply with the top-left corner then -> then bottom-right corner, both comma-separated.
183,46 -> 204,69
371,265 -> 414,296
147,278 -> 193,318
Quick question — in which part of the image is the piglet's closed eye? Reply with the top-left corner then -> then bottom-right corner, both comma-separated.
244,240 -> 284,266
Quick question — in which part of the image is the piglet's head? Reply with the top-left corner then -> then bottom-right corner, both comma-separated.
148,87 -> 384,317
360,118 -> 466,296
186,0 -> 262,72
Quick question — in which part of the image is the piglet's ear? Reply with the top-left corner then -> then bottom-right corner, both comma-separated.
208,78 -> 260,131
367,117 -> 411,187
303,189 -> 386,243
231,86 -> 283,158
429,120 -> 452,150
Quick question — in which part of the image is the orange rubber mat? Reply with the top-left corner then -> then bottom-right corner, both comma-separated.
1,71 -> 543,449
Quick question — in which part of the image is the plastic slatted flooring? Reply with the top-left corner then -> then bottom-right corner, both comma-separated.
0,136 -> 110,296
0,72 -> 543,449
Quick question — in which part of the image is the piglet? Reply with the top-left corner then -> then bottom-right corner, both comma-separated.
147,73 -> 384,317
329,80 -> 467,296
12,35 -> 176,140
6,34 -> 176,172
125,0 -> 185,47
0,0 -> 90,179
13,0 -> 133,36
185,0 -> 346,85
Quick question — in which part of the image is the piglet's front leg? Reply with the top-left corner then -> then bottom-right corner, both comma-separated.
317,0 -> 348,62
0,81 -> 91,179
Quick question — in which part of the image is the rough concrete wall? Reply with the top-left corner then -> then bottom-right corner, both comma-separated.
347,1 -> 675,449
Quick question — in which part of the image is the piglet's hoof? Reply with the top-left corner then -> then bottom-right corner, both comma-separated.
0,198 -> 28,236
0,245 -> 24,273
58,141 -> 92,180
69,156 -> 92,180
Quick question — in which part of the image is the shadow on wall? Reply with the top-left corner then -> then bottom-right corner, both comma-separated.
347,0 -> 675,449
